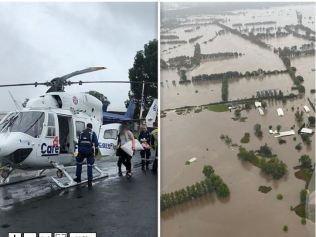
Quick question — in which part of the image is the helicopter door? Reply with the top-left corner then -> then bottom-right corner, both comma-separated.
98,124 -> 121,156
57,115 -> 74,154
38,112 -> 60,158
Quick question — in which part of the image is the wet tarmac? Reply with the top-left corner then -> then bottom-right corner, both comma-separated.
0,154 -> 158,237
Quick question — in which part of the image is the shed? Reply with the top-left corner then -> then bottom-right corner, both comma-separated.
300,128 -> 313,134
188,157 -> 197,163
303,105 -> 310,113
258,107 -> 264,115
274,130 -> 295,138
255,101 -> 262,108
277,108 -> 284,116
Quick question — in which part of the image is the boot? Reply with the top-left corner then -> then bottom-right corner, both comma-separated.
88,180 -> 93,189
74,177 -> 81,183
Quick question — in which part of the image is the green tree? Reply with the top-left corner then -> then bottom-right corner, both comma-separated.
308,116 -> 315,126
203,165 -> 215,178
276,125 -> 282,132
254,124 -> 263,138
129,39 -> 158,118
295,110 -> 304,123
216,183 -> 230,198
258,143 -> 272,157
300,189 -> 308,204
299,155 -> 312,168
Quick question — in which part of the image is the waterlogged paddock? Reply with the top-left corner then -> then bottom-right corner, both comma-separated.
161,69 -> 221,110
228,73 -> 293,100
161,70 -> 293,110
161,98 -> 314,237
161,24 -> 222,61
226,4 -> 315,29
263,35 -> 312,49
291,56 -> 316,94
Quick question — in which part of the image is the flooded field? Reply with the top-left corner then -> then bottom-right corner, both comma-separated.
263,34 -> 312,49
161,2 -> 315,237
161,98 -> 315,237
161,71 -> 293,110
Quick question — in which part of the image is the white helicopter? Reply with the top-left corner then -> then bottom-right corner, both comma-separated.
0,67 -> 156,188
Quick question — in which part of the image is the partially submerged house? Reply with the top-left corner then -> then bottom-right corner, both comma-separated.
303,105 -> 311,113
274,130 -> 295,138
188,157 -> 197,163
299,128 -> 313,134
277,108 -> 284,116
254,101 -> 262,108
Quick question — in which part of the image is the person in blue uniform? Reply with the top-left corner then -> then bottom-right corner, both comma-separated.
74,123 -> 98,188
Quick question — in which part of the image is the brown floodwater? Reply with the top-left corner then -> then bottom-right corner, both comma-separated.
161,98 -> 315,237
161,3 -> 315,237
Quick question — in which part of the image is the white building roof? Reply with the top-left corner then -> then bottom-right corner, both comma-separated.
300,128 -> 313,134
254,101 -> 262,108
277,108 -> 284,116
258,107 -> 264,115
274,130 -> 295,138
188,157 -> 197,163
303,105 -> 310,113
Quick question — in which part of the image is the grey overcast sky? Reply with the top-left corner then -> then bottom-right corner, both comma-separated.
0,2 -> 157,112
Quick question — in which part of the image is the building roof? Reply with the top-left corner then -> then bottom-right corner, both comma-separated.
274,130 -> 295,138
258,107 -> 264,115
300,128 -> 313,134
254,101 -> 262,108
303,105 -> 310,113
277,108 -> 284,116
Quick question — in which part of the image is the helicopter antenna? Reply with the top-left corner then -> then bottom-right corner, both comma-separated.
8,91 -> 22,111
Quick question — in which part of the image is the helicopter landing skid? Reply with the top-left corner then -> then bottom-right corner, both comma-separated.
51,163 -> 109,189
0,169 -> 46,187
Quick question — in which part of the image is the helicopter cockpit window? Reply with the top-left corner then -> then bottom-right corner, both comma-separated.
46,113 -> 56,137
103,129 -> 118,140
75,121 -> 85,138
0,112 -> 14,131
9,112 -> 45,138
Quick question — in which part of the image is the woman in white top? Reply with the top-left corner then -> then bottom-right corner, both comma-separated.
116,123 -> 135,177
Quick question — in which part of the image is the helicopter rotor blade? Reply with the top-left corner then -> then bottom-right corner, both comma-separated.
0,82 -> 48,88
69,80 -> 157,85
58,67 -> 107,81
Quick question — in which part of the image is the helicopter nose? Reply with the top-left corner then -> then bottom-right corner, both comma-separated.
0,132 -> 34,165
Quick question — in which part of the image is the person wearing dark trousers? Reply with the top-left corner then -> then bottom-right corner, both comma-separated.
139,125 -> 152,171
117,123 -> 135,178
74,123 -> 98,189
151,125 -> 158,174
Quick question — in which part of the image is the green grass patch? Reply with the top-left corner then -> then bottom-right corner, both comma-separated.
293,203 -> 306,219
295,169 -> 312,188
205,104 -> 229,112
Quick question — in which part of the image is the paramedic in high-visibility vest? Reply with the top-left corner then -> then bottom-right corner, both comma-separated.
74,123 -> 99,188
